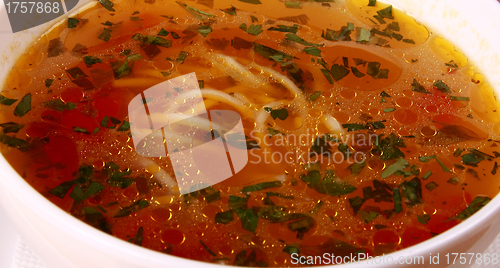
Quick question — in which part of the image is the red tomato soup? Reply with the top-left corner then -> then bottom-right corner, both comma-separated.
1,0 -> 500,266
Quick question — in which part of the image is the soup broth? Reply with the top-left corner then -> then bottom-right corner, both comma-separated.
1,0 -> 500,266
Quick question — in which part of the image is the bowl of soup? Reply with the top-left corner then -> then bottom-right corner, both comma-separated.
1,0 -> 500,267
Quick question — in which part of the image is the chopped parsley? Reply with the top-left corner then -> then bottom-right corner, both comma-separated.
98,0 -> 115,12
98,28 -> 112,42
14,93 -> 31,117
132,33 -> 172,48
300,170 -> 357,197
68,18 -> 79,28
0,122 -> 24,133
453,196 -> 491,220
433,80 -> 452,93
83,56 -> 103,67
411,79 -> 430,93
198,25 -> 212,37
215,210 -> 235,224
0,134 -> 30,152
114,199 -> 150,217
239,23 -> 263,36
268,24 -> 299,33
241,181 -> 282,192
0,94 -> 17,106
221,6 -> 237,15
264,107 -> 289,120
377,5 -> 394,19
381,158 -> 409,178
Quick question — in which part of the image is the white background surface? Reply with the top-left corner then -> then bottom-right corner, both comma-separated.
1,203 -> 499,268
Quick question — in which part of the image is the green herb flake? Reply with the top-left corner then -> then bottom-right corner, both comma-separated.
358,28 -> 371,42
250,15 -> 258,22
400,177 -> 423,206
450,96 -> 470,101
320,68 -> 334,84
112,60 -> 134,79
349,161 -> 366,175
380,91 -> 391,97
381,158 -> 409,178
254,42 -> 293,62
283,245 -> 300,255
368,0 -> 376,6
73,127 -> 89,134
133,227 -> 144,246
244,24 -> 263,36
132,33 -> 172,48
205,191 -> 221,203
383,107 -> 396,113
376,133 -> 406,161
417,214 -> 431,224
425,181 -> 438,191
114,199 -> 149,218
447,177 -> 460,185
176,1 -> 216,20
285,1 -> 302,9
0,122 -> 24,133
300,170 -> 357,197
411,79 -> 430,93
0,94 -> 17,106
0,134 -> 30,152
198,25 -> 212,37
436,157 -> 453,173
83,56 -> 103,67
492,162 -> 498,175
215,210 -> 234,224
377,5 -> 394,19
14,93 -> 31,117
303,47 -> 322,56
402,39 -> 415,44
235,207 -> 258,233
117,121 -> 130,132
357,209 -> 379,223
70,181 -> 105,202
349,67 -> 364,78
42,99 -> 76,111
422,170 -> 432,180
454,148 -> 464,157
221,6 -> 237,15
393,188 -> 402,213
419,155 -> 436,162
68,18 -> 80,28
238,0 -> 262,4
157,28 -> 169,36
268,127 -> 284,137
98,28 -> 112,42
268,24 -> 299,33
367,61 -> 389,79
242,181 -> 282,192
228,195 -> 249,209
453,196 -> 491,220
331,64 -> 350,81
266,108 -> 289,121
433,80 -> 452,93
99,0 -> 115,12
199,240 -> 216,256
307,91 -> 322,102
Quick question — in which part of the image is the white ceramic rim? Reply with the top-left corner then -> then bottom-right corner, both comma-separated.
1,0 -> 500,267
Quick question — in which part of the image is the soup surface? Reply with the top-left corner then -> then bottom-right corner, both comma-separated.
2,0 -> 500,266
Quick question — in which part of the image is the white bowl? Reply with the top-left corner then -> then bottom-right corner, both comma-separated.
1,0 -> 500,267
